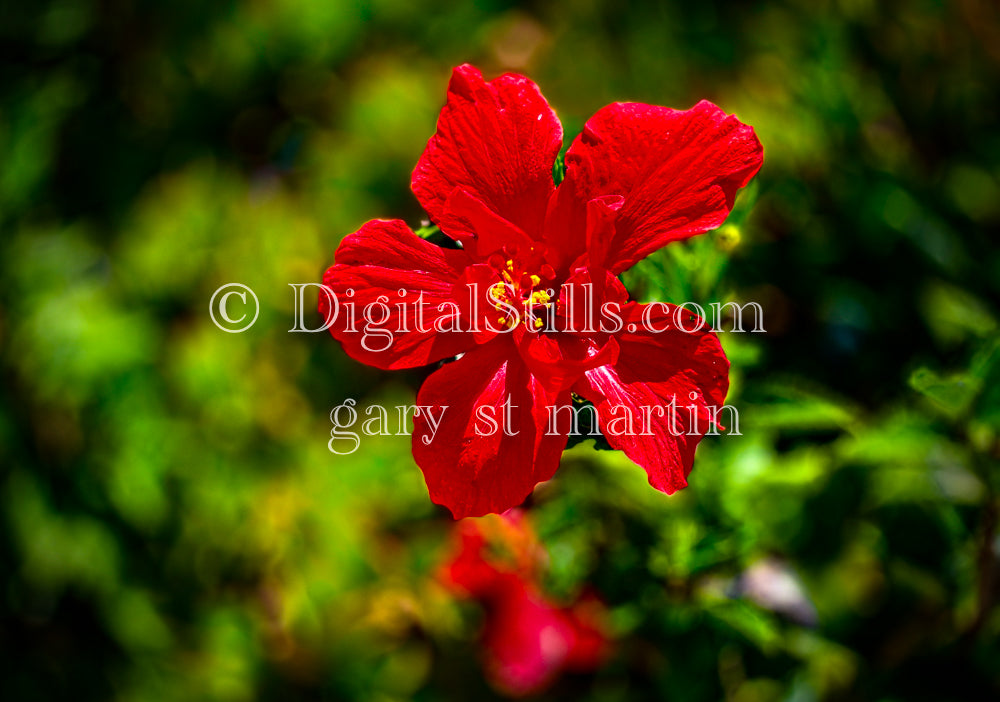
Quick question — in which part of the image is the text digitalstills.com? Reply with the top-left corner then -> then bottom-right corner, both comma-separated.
210,282 -> 767,342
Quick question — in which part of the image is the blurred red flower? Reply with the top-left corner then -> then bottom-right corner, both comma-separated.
321,64 -> 763,517
438,512 -> 609,697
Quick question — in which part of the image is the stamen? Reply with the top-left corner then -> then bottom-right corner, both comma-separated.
529,288 -> 551,306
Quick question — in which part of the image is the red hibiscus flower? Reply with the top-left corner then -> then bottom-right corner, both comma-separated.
438,512 -> 609,697
320,64 -> 763,518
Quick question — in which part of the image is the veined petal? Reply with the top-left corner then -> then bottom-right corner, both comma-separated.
444,187 -> 536,259
412,64 -> 562,250
321,219 -> 477,370
549,100 -> 763,274
574,302 -> 730,493
412,337 -> 572,518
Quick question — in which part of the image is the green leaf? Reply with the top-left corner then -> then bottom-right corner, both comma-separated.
553,152 -> 566,185
563,397 -> 615,451
414,223 -> 441,239
922,282 -> 997,346
973,339 -> 1000,427
909,366 -> 979,415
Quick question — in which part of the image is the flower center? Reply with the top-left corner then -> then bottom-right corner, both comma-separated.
486,252 -> 558,330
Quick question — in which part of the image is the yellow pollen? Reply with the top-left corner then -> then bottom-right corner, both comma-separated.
489,282 -> 509,310
529,274 -> 541,287
529,289 -> 551,306
533,316 -> 544,329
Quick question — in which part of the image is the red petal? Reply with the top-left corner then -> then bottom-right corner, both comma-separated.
412,64 -> 562,249
519,332 -> 619,395
483,576 -> 575,697
439,512 -> 545,600
574,302 -> 730,493
545,191 -> 622,277
412,337 -> 571,518
321,219 -> 477,370
438,524 -> 502,600
444,187 -> 536,259
555,266 -> 629,333
548,100 -> 763,273
563,593 -> 611,671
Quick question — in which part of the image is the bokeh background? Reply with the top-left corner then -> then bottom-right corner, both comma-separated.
2,0 -> 999,700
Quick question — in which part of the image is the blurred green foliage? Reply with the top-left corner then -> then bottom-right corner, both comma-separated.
1,0 -> 999,700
